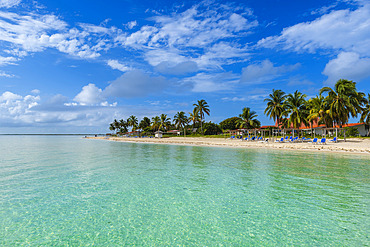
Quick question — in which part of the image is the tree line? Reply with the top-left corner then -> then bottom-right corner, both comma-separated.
264,79 -> 370,129
109,79 -> 370,136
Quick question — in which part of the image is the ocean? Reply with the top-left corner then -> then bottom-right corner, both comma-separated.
0,135 -> 369,245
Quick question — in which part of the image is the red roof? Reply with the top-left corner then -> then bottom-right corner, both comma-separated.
273,119 -> 365,130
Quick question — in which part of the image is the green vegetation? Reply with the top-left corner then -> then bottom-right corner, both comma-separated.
108,79 -> 370,137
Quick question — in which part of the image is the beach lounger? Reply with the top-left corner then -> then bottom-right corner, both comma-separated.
275,137 -> 284,142
319,138 -> 326,144
329,137 -> 337,142
290,137 -> 298,142
310,138 -> 318,144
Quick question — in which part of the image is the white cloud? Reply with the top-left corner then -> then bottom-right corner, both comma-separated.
155,61 -> 198,75
0,10 -> 118,60
240,60 -> 300,84
0,0 -> 21,8
104,70 -> 168,98
0,91 -> 40,124
182,72 -> 238,93
107,59 -> 130,72
31,89 -> 40,94
323,52 -> 370,84
124,20 -> 137,29
117,1 -> 257,70
0,90 -> 125,131
258,3 -> 370,56
0,55 -> 17,65
221,97 -> 246,102
0,70 -> 14,77
73,83 -> 105,105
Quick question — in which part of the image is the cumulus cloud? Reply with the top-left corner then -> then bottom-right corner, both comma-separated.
0,10 -> 120,61
323,52 -> 370,84
104,70 -> 168,98
240,60 -> 300,84
73,83 -> 105,105
124,20 -> 137,29
258,3 -> 370,56
117,1 -> 256,70
0,90 -> 125,132
107,59 -> 130,72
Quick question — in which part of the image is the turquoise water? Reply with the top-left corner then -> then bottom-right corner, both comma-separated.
0,136 -> 369,246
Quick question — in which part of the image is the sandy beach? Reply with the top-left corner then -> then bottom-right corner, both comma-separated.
87,136 -> 370,155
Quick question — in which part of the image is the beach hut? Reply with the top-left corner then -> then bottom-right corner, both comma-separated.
155,131 -> 163,138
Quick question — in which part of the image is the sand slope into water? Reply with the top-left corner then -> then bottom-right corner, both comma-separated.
88,136 -> 370,155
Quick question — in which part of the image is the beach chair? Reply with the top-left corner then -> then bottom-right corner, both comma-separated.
319,138 -> 326,144
230,136 -> 235,139
329,137 -> 337,143
275,137 -> 284,142
310,138 -> 318,144
291,137 -> 298,142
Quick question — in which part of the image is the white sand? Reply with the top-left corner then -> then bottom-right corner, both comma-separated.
87,136 -> 370,155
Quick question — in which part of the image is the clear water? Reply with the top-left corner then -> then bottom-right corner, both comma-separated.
0,136 -> 369,246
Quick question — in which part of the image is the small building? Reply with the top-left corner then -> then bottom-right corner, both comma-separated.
155,131 -> 163,138
167,130 -> 181,136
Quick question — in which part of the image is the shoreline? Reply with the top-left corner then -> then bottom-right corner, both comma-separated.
87,136 -> 370,156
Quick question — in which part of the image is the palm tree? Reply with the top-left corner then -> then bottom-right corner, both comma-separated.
237,107 -> 261,129
139,117 -> 151,130
189,108 -> 200,129
193,99 -> 210,134
360,93 -> 370,124
264,89 -> 286,128
307,95 -> 332,127
113,119 -> 120,131
173,111 -> 189,137
320,79 -> 366,127
151,116 -> 160,131
159,114 -> 171,131
284,90 -> 308,129
119,119 -> 128,134
109,123 -> 116,133
127,115 -> 138,131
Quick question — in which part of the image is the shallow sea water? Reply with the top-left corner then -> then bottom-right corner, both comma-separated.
0,135 -> 369,246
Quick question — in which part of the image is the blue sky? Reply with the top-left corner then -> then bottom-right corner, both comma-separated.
0,0 -> 369,133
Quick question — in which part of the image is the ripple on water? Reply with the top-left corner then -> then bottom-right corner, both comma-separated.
0,136 -> 369,246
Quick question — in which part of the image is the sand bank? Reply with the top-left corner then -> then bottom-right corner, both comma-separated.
87,136 -> 370,155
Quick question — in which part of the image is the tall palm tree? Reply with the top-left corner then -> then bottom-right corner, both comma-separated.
193,99 -> 210,134
320,79 -> 366,127
189,108 -> 200,129
159,114 -> 171,131
173,111 -> 189,137
113,119 -> 120,131
237,107 -> 261,129
109,123 -> 116,133
264,89 -> 286,128
151,116 -> 160,131
307,95 -> 332,127
119,119 -> 128,134
284,90 -> 308,129
360,93 -> 370,124
139,117 -> 151,130
127,115 -> 138,131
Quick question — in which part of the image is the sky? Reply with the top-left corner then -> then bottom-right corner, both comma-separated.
0,0 -> 369,133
